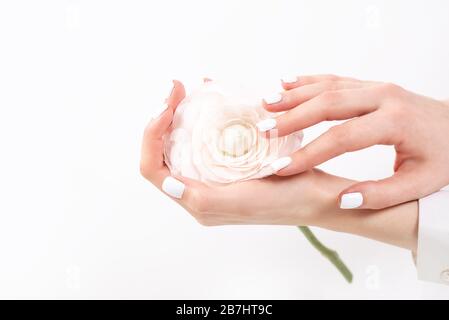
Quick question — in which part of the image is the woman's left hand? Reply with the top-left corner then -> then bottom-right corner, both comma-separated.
140,81 -> 345,227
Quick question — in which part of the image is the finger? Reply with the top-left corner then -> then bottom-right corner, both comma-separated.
338,162 -> 432,209
141,81 -> 209,211
141,110 -> 173,183
140,81 -> 185,184
281,74 -> 379,91
263,80 -> 370,113
167,80 -> 185,111
258,87 -> 382,137
274,113 -> 395,175
281,74 -> 361,90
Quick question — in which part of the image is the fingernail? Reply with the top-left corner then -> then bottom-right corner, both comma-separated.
281,75 -> 298,84
340,192 -> 363,209
162,176 -> 185,199
152,103 -> 168,119
256,118 -> 277,132
270,157 -> 292,172
263,93 -> 283,105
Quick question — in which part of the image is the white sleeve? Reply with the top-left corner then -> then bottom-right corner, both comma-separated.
417,190 -> 449,285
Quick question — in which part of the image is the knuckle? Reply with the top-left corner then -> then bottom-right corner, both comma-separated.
363,182 -> 393,209
321,101 -> 334,120
319,90 -> 341,106
368,195 -> 390,209
327,125 -> 346,144
370,203 -> 386,210
379,82 -> 403,97
322,80 -> 338,91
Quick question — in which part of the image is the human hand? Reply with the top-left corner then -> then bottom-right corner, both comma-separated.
141,80 -> 348,227
258,74 -> 449,210
140,79 -> 418,254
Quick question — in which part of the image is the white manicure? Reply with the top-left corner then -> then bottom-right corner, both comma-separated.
152,103 -> 168,119
282,75 -> 298,84
162,176 -> 185,199
270,157 -> 292,172
256,118 -> 277,132
263,93 -> 283,105
340,192 -> 363,209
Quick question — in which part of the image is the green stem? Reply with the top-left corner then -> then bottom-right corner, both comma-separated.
297,226 -> 353,283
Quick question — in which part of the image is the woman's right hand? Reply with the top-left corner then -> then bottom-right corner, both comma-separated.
258,74 -> 449,210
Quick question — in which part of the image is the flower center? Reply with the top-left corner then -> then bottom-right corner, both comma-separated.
218,121 -> 255,157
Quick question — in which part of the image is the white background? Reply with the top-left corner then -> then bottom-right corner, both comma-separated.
1,0 -> 449,299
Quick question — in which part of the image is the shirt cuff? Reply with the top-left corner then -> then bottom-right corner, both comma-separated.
417,190 -> 449,285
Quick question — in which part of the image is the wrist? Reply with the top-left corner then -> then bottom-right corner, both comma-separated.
308,169 -> 353,227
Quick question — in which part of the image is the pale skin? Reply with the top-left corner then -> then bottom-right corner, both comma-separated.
140,80 -> 418,254
264,74 -> 449,210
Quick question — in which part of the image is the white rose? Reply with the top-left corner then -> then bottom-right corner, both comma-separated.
164,82 -> 303,185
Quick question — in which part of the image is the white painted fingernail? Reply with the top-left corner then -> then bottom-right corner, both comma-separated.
152,103 -> 168,119
270,157 -> 292,172
256,118 -> 277,132
162,176 -> 185,199
340,192 -> 363,209
281,75 -> 298,84
263,93 -> 283,105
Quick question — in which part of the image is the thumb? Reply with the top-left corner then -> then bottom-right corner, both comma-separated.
338,168 -> 431,210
